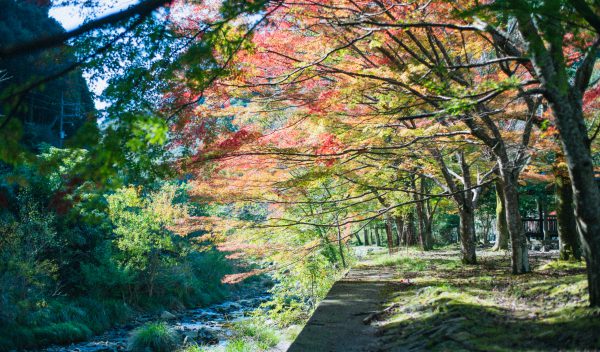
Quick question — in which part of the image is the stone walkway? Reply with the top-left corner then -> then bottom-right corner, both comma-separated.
287,266 -> 396,352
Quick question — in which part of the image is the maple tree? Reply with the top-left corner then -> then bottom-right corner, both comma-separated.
165,0 -> 599,306
3,1 -> 600,349
476,0 -> 600,305
5,0 -> 599,327
180,0 -> 542,271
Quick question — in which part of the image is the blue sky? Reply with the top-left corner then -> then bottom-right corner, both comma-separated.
49,1 -> 140,108
49,0 -> 138,30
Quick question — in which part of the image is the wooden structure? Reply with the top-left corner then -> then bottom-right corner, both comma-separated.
522,215 -> 559,250
522,215 -> 558,240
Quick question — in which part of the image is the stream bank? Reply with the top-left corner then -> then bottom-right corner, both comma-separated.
40,283 -> 272,352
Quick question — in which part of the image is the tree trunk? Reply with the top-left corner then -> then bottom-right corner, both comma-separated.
395,216 -> 404,246
384,215 -> 395,254
507,15 -> 600,303
421,178 -> 434,249
493,180 -> 509,251
407,212 -> 415,246
375,227 -> 381,246
555,166 -> 581,260
537,197 -> 547,243
354,232 -> 363,246
501,172 -> 530,274
363,228 -> 370,246
415,203 -> 426,250
412,176 -> 431,251
482,213 -> 491,246
336,220 -> 347,268
554,104 -> 600,306
412,190 -> 426,250
459,204 -> 477,264
424,218 -> 433,249
372,191 -> 399,252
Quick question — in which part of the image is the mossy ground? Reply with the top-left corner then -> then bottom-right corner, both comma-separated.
363,246 -> 600,351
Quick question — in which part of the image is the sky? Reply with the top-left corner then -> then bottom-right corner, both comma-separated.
49,1 -> 140,109
49,0 -> 138,30
47,1 -> 262,110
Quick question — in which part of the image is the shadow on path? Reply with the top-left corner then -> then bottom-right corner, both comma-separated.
288,267 -> 396,352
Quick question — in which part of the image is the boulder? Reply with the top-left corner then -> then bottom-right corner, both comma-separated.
196,328 -> 219,345
160,310 -> 177,320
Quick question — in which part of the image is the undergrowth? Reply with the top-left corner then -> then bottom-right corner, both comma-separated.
0,298 -> 131,350
181,318 -> 281,352
367,250 -> 600,351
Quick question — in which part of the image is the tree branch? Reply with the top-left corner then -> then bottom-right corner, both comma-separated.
0,0 -> 171,58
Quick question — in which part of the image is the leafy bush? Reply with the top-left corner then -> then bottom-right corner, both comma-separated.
129,322 -> 179,352
0,193 -> 58,304
151,250 -> 231,309
0,157 -> 234,349
233,320 -> 279,349
107,186 -> 181,273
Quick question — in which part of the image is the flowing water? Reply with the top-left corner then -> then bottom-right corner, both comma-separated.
42,295 -> 270,352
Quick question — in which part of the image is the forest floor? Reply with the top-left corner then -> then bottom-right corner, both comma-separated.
289,246 -> 600,352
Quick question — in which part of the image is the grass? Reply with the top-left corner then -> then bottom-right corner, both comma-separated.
32,322 -> 93,345
129,322 -> 179,352
0,298 -> 131,350
366,253 -> 462,272
225,338 -> 260,352
184,318 -> 281,352
282,324 -> 302,342
364,249 -> 600,351
179,346 -> 206,352
180,339 -> 261,352
233,320 -> 280,349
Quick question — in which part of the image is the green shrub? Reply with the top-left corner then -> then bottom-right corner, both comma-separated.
234,320 -> 279,349
1,324 -> 34,349
0,175 -> 235,350
76,298 -> 132,333
0,335 -> 16,351
129,322 -> 179,352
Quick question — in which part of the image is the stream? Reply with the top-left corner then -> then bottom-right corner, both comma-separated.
42,294 -> 270,352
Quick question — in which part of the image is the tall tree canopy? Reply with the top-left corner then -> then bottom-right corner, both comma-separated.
2,0 -> 600,316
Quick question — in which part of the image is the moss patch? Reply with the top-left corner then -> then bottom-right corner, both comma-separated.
365,250 -> 599,351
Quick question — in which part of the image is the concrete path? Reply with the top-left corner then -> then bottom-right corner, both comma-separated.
287,266 -> 396,352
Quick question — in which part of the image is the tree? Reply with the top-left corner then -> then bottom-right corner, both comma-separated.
429,148 -> 494,263
555,159 -> 582,260
492,179 -> 510,251
479,0 -> 600,305
201,0 -> 542,273
0,0 -> 95,157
